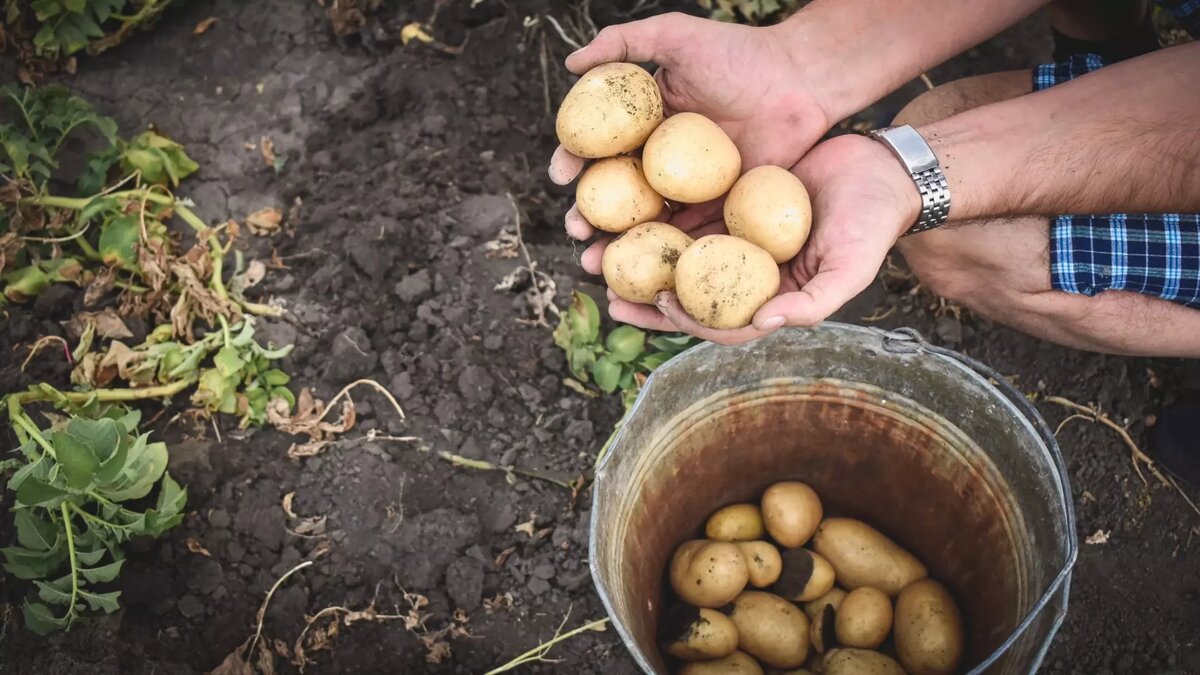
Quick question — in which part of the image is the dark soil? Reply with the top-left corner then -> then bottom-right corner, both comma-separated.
2,1 -> 1199,674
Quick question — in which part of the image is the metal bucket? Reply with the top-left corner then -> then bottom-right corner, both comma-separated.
589,323 -> 1077,674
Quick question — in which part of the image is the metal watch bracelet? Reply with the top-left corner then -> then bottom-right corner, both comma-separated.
866,125 -> 950,235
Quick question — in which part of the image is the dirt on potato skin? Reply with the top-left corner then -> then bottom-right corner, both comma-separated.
1,1 -> 1198,674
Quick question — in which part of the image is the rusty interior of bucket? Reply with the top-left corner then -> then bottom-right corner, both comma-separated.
614,381 -> 1030,673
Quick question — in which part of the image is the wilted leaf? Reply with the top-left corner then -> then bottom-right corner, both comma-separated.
245,208 -> 282,236
259,135 -> 276,167
64,309 -> 132,340
514,517 -> 536,537
194,17 -> 218,34
187,538 -> 212,557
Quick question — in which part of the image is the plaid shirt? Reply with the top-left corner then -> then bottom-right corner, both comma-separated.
1161,0 -> 1200,37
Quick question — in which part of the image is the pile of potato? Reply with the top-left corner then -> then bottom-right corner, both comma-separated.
556,63 -> 813,329
660,482 -> 965,675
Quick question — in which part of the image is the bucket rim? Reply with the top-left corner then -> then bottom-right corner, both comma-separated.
587,322 -> 1078,675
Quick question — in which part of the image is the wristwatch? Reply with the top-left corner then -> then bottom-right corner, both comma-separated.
866,124 -> 950,235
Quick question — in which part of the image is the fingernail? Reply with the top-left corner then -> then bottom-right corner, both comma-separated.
758,316 -> 785,331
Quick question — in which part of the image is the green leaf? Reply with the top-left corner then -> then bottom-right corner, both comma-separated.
79,558 -> 124,584
618,367 -> 635,390
568,346 -> 596,381
639,351 -> 673,371
605,326 -> 646,363
568,291 -> 601,344
22,602 -> 68,636
213,346 -> 244,378
593,356 -> 622,394
74,545 -> 106,566
93,431 -> 133,485
155,471 -> 185,514
100,440 -> 166,501
262,368 -> 290,386
270,386 -> 296,408
14,510 -> 59,551
64,0 -> 86,13
3,264 -> 50,302
255,343 -> 294,360
52,435 -> 100,492
2,543 -> 66,580
80,590 -> 120,613
121,131 -> 198,187
98,213 -> 140,267
35,579 -> 73,606
648,334 -> 697,352
16,477 -> 68,507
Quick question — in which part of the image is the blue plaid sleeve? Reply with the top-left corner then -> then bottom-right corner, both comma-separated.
1156,0 -> 1200,37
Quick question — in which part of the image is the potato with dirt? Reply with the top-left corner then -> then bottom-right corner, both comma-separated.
834,587 -> 893,649
641,112 -> 741,203
674,235 -> 780,329
812,518 -> 927,596
894,579 -> 966,675
576,156 -> 665,233
723,165 -> 812,263
775,548 -> 836,602
734,541 -> 783,588
670,540 -> 750,608
661,606 -> 741,662
809,604 -> 836,655
602,222 -> 694,304
706,503 -> 766,541
804,588 -> 848,621
678,650 -> 765,675
555,62 -> 663,158
823,648 -> 907,675
761,481 -> 823,548
725,591 -> 810,669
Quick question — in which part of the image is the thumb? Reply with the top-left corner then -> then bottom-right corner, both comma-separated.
752,265 -> 876,329
565,13 -> 693,74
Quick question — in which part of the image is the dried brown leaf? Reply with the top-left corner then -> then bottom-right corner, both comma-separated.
64,308 -> 133,340
208,638 -> 254,675
483,592 -> 514,611
246,208 -> 283,236
260,136 -> 276,168
514,517 -> 536,538
194,17 -> 219,34
282,491 -> 297,519
187,538 -> 213,557
290,515 -> 327,537
493,546 -> 516,569
287,440 -> 333,459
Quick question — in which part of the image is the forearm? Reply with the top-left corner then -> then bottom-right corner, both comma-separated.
775,0 -> 1049,122
922,42 -> 1200,221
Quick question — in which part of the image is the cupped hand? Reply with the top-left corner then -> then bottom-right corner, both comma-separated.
597,134 -> 922,345
550,12 -> 832,241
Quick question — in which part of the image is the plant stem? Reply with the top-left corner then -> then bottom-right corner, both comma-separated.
485,618 -> 610,674
12,375 -> 197,406
68,502 -> 130,531
219,314 -> 232,348
73,235 -> 102,261
9,407 -> 56,458
60,502 -> 80,620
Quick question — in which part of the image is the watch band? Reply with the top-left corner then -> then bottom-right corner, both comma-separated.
867,125 -> 950,235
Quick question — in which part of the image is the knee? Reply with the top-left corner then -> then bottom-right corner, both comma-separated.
895,230 -> 984,306
892,71 -> 1032,127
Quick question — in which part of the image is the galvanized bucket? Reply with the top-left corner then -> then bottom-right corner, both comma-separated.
589,323 -> 1077,674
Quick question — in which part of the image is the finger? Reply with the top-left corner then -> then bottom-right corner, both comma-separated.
654,292 -> 768,346
582,238 -> 608,275
549,145 -> 587,185
670,199 -> 724,234
565,13 -> 694,73
565,203 -> 595,241
752,265 -> 876,329
609,297 -> 679,332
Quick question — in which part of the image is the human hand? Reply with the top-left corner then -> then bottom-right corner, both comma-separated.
591,134 -> 921,345
548,12 -> 833,241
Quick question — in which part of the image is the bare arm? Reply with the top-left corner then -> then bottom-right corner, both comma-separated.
917,42 -> 1200,223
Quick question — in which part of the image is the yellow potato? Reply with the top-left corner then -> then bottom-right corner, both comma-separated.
776,549 -> 836,602
678,650 -> 765,675
894,579 -> 965,675
723,166 -> 812,264
761,482 -> 823,548
642,112 -> 741,203
556,62 -> 663,158
602,222 -> 694,304
834,587 -> 893,649
706,503 -> 766,542
674,235 -> 779,329
576,157 -> 665,233
735,541 -> 783,588
804,588 -> 848,621
726,591 -> 810,669
812,518 -> 928,597
823,649 -> 906,675
662,606 -> 740,662
670,540 -> 749,608
809,604 -> 835,655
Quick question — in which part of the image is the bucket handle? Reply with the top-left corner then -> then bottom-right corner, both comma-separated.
882,328 -> 1080,674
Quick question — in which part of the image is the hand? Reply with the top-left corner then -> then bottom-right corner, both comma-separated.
596,134 -> 922,345
549,12 -> 833,241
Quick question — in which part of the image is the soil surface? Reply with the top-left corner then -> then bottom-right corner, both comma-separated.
2,1 -> 1198,674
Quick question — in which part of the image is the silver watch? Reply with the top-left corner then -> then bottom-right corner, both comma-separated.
867,124 -> 950,235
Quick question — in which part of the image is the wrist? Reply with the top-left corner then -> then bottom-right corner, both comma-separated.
856,134 -> 925,239
768,11 -> 862,126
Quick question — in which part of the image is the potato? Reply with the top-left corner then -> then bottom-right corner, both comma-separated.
823,649 -> 906,675
894,579 -> 965,675
775,549 -> 835,602
834,587 -> 892,649
602,222 -> 694,304
662,606 -> 740,662
678,650 -> 764,675
576,157 -> 665,233
809,604 -> 835,655
804,588 -> 847,621
761,482 -> 823,548
555,62 -> 663,158
726,591 -> 810,669
670,540 -> 749,608
674,235 -> 780,329
812,518 -> 928,597
707,503 -> 766,542
723,166 -> 812,264
642,112 -> 741,203
735,541 -> 783,588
